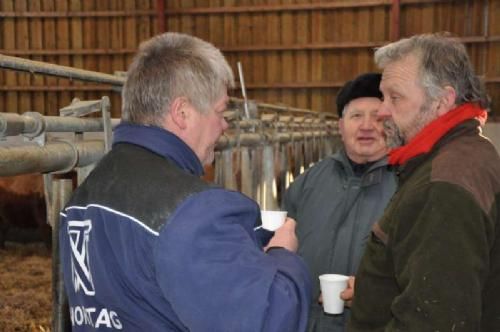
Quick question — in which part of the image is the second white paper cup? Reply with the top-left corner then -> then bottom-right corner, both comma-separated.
319,274 -> 349,314
260,210 -> 287,231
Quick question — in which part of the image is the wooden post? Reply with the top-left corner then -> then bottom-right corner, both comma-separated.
156,0 -> 165,33
390,0 -> 400,41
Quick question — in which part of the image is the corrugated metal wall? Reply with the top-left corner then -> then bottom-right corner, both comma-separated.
0,0 -> 498,117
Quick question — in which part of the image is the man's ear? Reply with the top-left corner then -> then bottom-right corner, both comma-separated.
169,97 -> 189,130
437,86 -> 457,116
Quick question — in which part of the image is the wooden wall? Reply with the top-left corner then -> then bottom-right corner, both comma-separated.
0,0 -> 498,118
0,0 -> 157,117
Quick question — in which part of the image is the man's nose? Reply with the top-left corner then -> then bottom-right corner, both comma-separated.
360,115 -> 375,129
377,101 -> 392,119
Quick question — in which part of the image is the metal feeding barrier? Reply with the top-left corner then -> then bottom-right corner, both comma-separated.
0,53 -> 340,331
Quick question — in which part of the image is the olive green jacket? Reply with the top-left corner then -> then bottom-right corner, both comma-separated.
349,120 -> 500,331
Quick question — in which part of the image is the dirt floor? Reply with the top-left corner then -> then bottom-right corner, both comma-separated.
0,242 -> 52,332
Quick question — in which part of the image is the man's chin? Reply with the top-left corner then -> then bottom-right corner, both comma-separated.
383,119 -> 405,148
202,151 -> 215,166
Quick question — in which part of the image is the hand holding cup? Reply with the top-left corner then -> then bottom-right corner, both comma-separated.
265,217 -> 298,253
319,274 -> 350,314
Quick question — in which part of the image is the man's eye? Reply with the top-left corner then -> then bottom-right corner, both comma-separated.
351,113 -> 362,118
390,95 -> 400,101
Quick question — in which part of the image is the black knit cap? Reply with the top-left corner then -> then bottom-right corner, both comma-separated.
336,72 -> 383,118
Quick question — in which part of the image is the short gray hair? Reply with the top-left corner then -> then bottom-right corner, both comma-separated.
122,32 -> 235,126
374,33 -> 488,108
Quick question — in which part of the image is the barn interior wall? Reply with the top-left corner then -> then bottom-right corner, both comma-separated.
0,0 -> 498,118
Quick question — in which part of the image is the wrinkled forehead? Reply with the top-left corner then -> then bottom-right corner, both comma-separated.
344,97 -> 382,115
380,55 -> 421,90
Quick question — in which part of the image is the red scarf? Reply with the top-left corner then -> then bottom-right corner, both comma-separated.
388,103 -> 486,166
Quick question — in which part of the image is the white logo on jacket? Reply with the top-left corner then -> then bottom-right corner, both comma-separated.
68,219 -> 95,296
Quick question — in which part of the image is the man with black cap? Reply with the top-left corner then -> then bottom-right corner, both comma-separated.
283,72 -> 397,332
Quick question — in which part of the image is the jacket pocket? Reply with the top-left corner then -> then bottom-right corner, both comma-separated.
371,222 -> 388,246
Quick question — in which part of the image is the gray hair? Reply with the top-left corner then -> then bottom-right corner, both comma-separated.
122,32 -> 235,126
374,33 -> 488,109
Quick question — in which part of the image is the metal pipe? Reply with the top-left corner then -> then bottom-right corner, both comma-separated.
237,62 -> 250,119
0,112 -> 331,139
278,144 -> 289,207
216,131 -> 332,150
0,113 -> 37,137
0,132 -> 334,177
0,112 -> 121,138
51,178 -> 73,332
0,54 -> 124,86
240,147 -> 253,198
222,149 -> 237,191
261,145 -> 277,210
0,140 -> 105,176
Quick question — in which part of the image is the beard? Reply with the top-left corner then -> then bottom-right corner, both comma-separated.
384,98 -> 439,148
383,118 -> 405,148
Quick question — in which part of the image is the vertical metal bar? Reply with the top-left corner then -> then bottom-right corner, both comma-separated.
240,147 -> 253,198
262,145 -> 277,210
237,62 -> 250,119
222,149 -> 237,190
51,178 -> 74,332
101,96 -> 112,152
252,147 -> 263,204
278,144 -> 288,208
293,141 -> 303,177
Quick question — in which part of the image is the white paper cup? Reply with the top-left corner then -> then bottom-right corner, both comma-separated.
319,274 -> 349,314
260,210 -> 287,231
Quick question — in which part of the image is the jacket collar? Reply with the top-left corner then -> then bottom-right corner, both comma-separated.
331,148 -> 391,187
112,122 -> 204,177
332,147 -> 390,176
396,119 -> 481,182
389,103 -> 486,166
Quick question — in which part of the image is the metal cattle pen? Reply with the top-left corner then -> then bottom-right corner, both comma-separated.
0,54 -> 340,331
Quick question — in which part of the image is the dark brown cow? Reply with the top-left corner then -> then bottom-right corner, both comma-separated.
0,174 -> 50,248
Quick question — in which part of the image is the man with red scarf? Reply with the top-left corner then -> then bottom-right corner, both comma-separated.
348,33 -> 499,331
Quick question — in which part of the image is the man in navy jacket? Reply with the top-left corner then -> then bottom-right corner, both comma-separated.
59,32 -> 311,331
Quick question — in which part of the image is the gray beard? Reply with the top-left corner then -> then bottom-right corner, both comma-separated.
383,99 -> 438,149
383,118 -> 405,148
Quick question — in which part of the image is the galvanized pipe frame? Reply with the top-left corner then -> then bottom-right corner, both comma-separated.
0,140 -> 105,177
0,112 -> 335,177
0,112 -> 121,138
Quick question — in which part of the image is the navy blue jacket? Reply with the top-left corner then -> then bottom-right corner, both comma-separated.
59,123 -> 312,331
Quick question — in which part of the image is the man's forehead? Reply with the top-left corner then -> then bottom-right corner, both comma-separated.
380,56 -> 420,87
344,103 -> 380,119
346,97 -> 382,110
214,93 -> 229,108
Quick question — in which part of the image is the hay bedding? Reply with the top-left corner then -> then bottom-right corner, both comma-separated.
0,242 -> 52,332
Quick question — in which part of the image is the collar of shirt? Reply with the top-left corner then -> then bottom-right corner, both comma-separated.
332,148 -> 388,177
112,122 -> 204,177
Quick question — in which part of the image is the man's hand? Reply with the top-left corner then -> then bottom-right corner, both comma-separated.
265,217 -> 298,253
317,276 -> 354,307
340,276 -> 355,307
